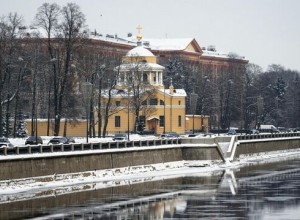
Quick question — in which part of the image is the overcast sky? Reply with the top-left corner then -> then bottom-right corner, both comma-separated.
1,0 -> 300,71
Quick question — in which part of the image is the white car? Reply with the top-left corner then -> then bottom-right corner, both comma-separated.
113,133 -> 128,141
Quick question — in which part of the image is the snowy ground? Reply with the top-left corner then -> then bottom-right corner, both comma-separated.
8,134 -> 160,147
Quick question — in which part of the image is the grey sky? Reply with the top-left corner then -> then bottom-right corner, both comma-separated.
1,0 -> 300,71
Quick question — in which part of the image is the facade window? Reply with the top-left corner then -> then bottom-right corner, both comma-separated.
178,100 -> 181,105
142,100 -> 147,105
178,115 -> 182,127
115,116 -> 121,127
143,73 -> 148,83
116,101 -> 120,106
150,98 -> 158,105
160,100 -> 164,105
159,116 -> 165,127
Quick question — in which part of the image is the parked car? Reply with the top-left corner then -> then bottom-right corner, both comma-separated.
278,127 -> 291,133
66,137 -> 76,143
48,137 -> 69,145
0,137 -> 14,148
227,129 -> 237,135
246,129 -> 260,135
112,133 -> 128,141
291,128 -> 300,132
259,124 -> 280,133
25,136 -> 43,145
160,132 -> 180,139
201,132 -> 215,137
187,133 -> 198,137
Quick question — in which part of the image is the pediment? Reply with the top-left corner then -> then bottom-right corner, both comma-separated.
184,39 -> 203,54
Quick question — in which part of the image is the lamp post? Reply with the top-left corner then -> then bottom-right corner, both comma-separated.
163,85 -> 166,134
127,87 -> 131,141
82,82 -> 93,143
190,91 -> 198,134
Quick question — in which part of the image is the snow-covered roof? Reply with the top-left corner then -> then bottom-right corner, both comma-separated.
101,88 -> 186,98
126,46 -> 155,57
158,88 -> 187,97
143,38 -> 195,51
202,50 -> 246,60
116,62 -> 165,71
18,26 -> 246,61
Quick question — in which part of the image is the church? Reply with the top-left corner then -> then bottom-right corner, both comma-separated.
101,32 -> 187,135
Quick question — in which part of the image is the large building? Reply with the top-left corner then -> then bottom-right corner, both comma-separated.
86,29 -> 248,71
20,26 -> 245,136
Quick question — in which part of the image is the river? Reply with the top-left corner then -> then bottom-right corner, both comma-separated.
1,156 -> 300,219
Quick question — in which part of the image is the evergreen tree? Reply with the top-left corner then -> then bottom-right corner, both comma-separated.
1,114 -> 5,137
273,76 -> 287,100
15,110 -> 27,137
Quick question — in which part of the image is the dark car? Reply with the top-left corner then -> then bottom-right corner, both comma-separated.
187,133 -> 198,137
160,132 -> 180,139
246,129 -> 260,135
0,137 -> 14,148
25,136 -> 43,145
48,137 -> 69,145
112,133 -> 128,141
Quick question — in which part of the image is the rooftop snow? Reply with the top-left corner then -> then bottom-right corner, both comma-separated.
158,88 -> 187,97
142,38 -> 195,51
126,46 -> 155,57
202,50 -> 246,60
18,26 -> 246,60
116,62 -> 165,71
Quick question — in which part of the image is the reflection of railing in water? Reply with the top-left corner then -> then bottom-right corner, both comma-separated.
26,171 -> 236,220
239,167 -> 300,186
26,189 -> 221,220
0,173 -> 224,220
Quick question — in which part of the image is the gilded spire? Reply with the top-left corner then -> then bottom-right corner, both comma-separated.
136,24 -> 143,42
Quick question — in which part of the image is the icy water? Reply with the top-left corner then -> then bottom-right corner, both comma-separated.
2,158 -> 300,219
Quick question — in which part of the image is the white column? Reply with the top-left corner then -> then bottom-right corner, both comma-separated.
156,71 -> 158,84
159,72 -> 163,85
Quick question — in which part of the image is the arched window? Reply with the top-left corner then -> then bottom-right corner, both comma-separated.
143,73 -> 148,83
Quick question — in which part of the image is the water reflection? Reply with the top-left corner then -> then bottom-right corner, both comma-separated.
1,158 -> 300,219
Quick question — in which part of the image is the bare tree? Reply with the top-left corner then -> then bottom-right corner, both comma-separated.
34,3 -> 60,135
101,57 -> 123,137
34,2 -> 87,136
0,13 -> 23,137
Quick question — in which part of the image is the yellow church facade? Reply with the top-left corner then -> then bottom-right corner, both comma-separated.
102,87 -> 187,135
102,41 -> 187,135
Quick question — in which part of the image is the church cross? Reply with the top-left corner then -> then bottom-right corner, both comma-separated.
136,24 -> 142,35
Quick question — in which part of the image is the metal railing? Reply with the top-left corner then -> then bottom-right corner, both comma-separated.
0,138 -> 182,156
1,132 -> 299,156
237,132 -> 300,141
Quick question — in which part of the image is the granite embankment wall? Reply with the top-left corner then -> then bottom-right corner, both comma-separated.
236,138 -> 300,157
1,134 -> 300,181
0,145 -> 222,181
